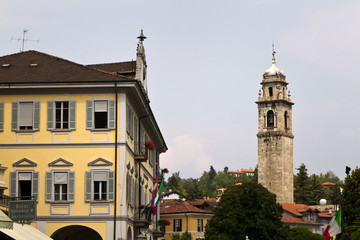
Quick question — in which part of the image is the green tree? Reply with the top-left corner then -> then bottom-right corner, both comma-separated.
167,172 -> 186,195
294,163 -> 311,204
341,167 -> 360,239
252,164 -> 258,182
209,165 -> 217,182
205,182 -> 286,240
319,171 -> 341,184
287,227 -> 324,240
308,174 -> 325,205
350,220 -> 360,240
182,178 -> 204,199
171,231 -> 192,240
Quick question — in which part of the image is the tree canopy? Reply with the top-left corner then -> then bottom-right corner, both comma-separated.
341,167 -> 360,239
287,227 -> 324,240
205,181 -> 286,240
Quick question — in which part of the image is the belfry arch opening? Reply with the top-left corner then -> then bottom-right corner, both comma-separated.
51,225 -> 102,240
267,110 -> 275,127
284,111 -> 288,128
269,87 -> 273,97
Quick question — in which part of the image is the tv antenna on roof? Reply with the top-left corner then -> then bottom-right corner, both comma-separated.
11,29 -> 39,52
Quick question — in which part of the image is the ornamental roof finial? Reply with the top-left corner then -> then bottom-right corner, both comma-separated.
137,29 -> 147,43
272,42 -> 276,64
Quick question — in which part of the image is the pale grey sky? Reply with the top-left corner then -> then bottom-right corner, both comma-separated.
1,0 -> 359,180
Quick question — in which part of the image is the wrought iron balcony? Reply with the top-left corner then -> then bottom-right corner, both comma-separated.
134,142 -> 148,162
0,195 -> 36,208
134,207 -> 152,229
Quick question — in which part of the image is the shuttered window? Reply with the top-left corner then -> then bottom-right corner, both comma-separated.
84,171 -> 114,201
47,101 -> 76,130
9,171 -> 39,202
86,100 -> 115,130
11,102 -> 40,131
0,103 -> 4,131
45,171 -> 75,202
174,219 -> 182,232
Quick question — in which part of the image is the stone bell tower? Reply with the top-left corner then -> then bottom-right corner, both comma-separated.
256,50 -> 294,203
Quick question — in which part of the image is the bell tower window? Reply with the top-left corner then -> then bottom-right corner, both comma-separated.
284,111 -> 288,129
267,110 -> 274,128
269,87 -> 273,97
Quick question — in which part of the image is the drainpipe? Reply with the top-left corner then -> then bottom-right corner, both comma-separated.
137,115 -> 148,219
113,83 -> 118,240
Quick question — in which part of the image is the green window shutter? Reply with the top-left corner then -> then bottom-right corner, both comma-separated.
134,117 -> 138,143
45,172 -> 53,202
68,172 -> 75,202
32,172 -> 39,202
173,219 -> 176,232
135,179 -> 139,207
140,127 -> 144,146
145,190 -> 148,205
130,109 -> 133,138
47,101 -> 54,130
108,171 -> 114,201
132,178 -> 135,207
0,102 -> 4,131
108,100 -> 115,129
141,187 -> 144,205
10,172 -> 17,197
126,104 -> 130,133
11,102 -> 18,131
85,171 -> 92,201
86,101 -> 93,129
33,102 -> 40,130
69,101 -> 76,130
127,174 -> 131,205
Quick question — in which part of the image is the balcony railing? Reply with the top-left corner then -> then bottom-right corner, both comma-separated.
134,207 -> 152,229
134,142 -> 148,162
0,195 -> 36,208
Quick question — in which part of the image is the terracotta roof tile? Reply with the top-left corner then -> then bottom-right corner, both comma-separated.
281,203 -> 314,217
160,200 -> 213,214
0,50 -> 130,84
87,61 -> 136,75
281,215 -> 322,226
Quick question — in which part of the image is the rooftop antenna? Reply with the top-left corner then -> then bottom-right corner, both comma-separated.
11,29 -> 39,52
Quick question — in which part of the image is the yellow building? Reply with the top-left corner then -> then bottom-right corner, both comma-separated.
159,199 -> 215,240
0,32 -> 167,240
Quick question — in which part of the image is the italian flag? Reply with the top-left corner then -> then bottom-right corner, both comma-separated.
323,208 -> 341,240
152,179 -> 164,215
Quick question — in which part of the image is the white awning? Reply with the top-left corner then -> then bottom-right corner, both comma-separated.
0,222 -> 53,240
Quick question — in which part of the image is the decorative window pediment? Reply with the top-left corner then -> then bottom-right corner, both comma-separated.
13,158 -> 37,167
48,158 -> 73,167
88,158 -> 113,167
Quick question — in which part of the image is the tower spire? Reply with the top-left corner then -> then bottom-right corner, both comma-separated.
272,43 -> 276,64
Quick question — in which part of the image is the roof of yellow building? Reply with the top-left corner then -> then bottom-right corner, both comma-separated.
0,50 -> 131,84
160,199 -> 213,214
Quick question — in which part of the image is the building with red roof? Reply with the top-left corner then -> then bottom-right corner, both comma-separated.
281,203 -> 333,235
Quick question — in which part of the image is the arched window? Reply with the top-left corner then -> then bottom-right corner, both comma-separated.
269,87 -> 273,97
284,111 -> 288,128
267,110 -> 274,127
